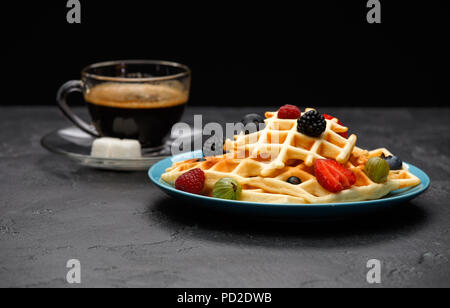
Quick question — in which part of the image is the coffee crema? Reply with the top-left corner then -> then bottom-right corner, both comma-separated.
85,83 -> 188,148
85,83 -> 188,109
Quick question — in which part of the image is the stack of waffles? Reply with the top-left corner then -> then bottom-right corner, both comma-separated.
161,109 -> 421,204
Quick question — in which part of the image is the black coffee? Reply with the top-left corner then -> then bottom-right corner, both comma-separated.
85,83 -> 187,148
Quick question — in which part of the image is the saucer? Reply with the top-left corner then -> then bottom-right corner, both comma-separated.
41,126 -> 201,171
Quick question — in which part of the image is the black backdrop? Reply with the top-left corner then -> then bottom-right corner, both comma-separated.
3,1 -> 449,107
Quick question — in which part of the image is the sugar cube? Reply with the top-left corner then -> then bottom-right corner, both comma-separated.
91,138 -> 142,159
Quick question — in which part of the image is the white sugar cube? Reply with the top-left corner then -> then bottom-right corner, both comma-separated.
91,138 -> 142,159
91,138 -> 116,158
108,139 -> 142,159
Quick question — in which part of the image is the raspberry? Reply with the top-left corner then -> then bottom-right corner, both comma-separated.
278,105 -> 301,119
175,168 -> 206,194
323,114 -> 348,138
314,159 -> 356,193
298,110 -> 326,137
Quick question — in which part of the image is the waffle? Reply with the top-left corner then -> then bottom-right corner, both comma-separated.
162,148 -> 420,204
224,109 -> 357,176
161,109 -> 421,204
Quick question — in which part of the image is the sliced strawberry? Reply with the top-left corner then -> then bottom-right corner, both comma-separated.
323,114 -> 348,138
323,114 -> 335,121
314,159 -> 356,193
315,161 -> 343,193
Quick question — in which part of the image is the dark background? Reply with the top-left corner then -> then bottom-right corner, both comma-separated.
3,0 -> 449,107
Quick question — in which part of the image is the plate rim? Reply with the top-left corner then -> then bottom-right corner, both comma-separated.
149,152 -> 431,208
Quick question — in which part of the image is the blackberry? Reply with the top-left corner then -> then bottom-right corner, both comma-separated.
297,110 -> 326,137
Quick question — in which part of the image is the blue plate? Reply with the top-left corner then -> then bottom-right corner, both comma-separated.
149,151 -> 431,218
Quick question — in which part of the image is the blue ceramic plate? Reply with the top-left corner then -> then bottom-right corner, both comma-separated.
149,151 -> 431,218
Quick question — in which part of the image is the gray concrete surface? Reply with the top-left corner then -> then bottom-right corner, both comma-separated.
0,106 -> 449,288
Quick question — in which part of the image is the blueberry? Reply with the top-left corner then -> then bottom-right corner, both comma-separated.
382,155 -> 403,170
241,114 -> 265,135
287,176 -> 302,185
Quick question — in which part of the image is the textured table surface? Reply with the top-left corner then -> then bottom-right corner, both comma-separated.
0,106 -> 449,288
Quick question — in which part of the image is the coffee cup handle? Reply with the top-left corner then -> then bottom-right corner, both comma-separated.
56,80 -> 100,137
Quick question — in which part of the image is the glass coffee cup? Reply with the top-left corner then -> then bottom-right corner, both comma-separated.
57,60 -> 191,149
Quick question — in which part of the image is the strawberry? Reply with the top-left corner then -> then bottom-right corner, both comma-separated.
323,114 -> 348,138
323,114 -> 336,122
314,159 -> 356,193
175,168 -> 206,194
278,105 -> 301,119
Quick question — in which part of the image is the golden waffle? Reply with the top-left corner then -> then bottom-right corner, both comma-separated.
224,109 -> 357,176
161,148 -> 421,204
162,108 -> 421,204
